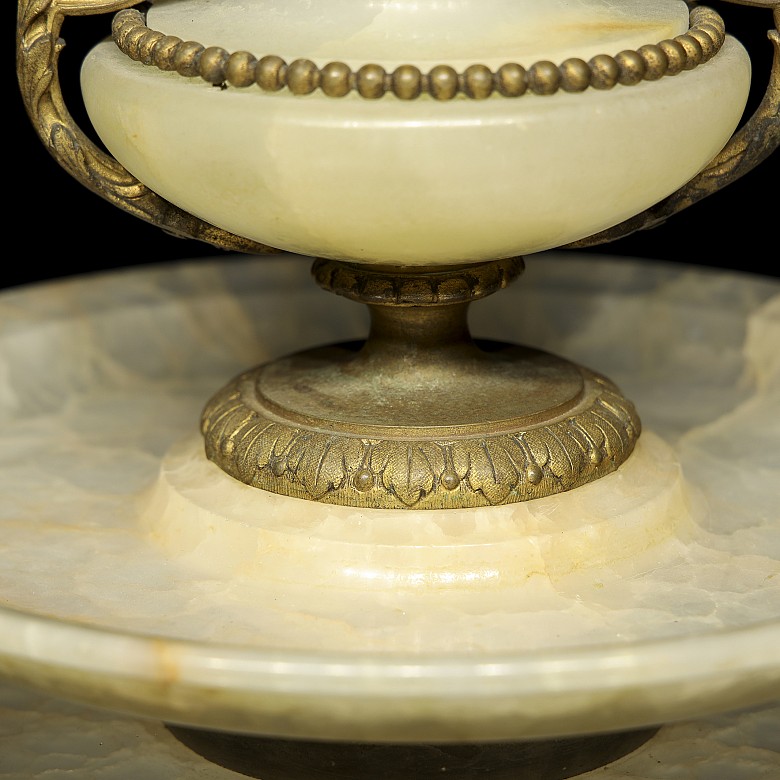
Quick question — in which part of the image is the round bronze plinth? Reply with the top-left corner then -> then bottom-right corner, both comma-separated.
202,343 -> 638,509
201,258 -> 640,509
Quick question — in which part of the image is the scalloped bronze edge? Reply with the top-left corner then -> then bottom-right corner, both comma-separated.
312,257 -> 526,306
201,366 -> 641,510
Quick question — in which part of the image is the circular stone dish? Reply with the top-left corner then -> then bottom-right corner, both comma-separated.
0,254 -> 777,742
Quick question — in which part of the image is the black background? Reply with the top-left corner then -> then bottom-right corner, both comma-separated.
9,1 -> 779,292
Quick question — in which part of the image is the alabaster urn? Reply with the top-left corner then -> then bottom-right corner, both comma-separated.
11,0 -> 780,762
82,0 -> 751,265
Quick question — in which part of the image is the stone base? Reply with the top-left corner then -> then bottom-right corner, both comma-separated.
0,253 -> 778,743
144,431 -> 692,595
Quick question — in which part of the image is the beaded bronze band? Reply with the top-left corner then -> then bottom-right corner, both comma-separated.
112,5 -> 726,100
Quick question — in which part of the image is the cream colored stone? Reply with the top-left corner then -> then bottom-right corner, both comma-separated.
144,431 -> 696,589
80,1 -> 751,263
0,255 -> 778,743
146,0 -> 690,68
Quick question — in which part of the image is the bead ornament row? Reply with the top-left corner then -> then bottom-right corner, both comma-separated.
112,6 -> 726,100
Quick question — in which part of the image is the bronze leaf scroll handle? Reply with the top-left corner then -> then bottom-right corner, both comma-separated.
15,0 -> 274,255
569,0 -> 780,250
16,0 -> 780,256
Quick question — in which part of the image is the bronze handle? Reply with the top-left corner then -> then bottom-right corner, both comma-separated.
15,0 -> 274,255
570,0 -> 780,249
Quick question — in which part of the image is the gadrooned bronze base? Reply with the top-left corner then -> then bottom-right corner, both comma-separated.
201,258 -> 640,509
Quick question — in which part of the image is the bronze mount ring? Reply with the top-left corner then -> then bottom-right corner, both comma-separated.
112,5 -> 726,100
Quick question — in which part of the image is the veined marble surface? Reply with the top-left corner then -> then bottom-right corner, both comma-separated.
0,253 -> 778,743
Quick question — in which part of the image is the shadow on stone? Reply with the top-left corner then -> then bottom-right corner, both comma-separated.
167,725 -> 659,779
